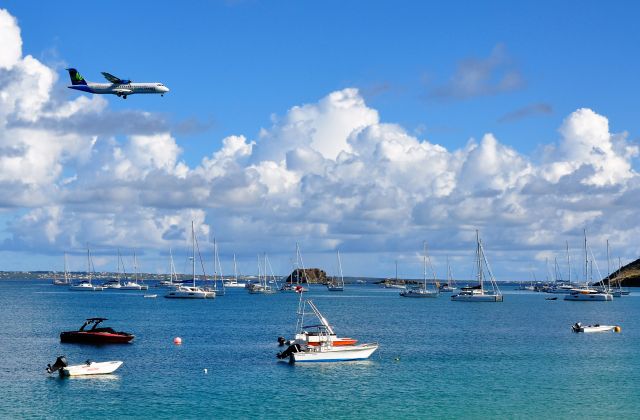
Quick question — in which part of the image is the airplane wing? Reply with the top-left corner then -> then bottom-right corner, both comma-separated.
112,88 -> 133,94
101,72 -> 131,84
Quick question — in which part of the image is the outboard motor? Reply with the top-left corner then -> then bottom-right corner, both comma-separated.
277,343 -> 302,361
46,356 -> 68,374
572,322 -> 582,333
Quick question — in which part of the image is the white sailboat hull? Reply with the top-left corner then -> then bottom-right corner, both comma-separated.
400,289 -> 439,298
564,293 -> 613,301
223,282 -> 246,288
165,287 -> 215,299
120,282 -> 149,290
62,361 -> 123,376
451,293 -> 503,302
69,283 -> 104,291
291,343 -> 379,363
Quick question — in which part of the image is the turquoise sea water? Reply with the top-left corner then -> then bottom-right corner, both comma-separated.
0,280 -> 638,419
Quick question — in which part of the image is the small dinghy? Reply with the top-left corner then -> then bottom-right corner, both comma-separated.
571,322 -> 621,333
47,356 -> 123,377
545,297 -> 558,300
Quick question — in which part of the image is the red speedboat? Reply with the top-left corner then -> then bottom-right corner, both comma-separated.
60,318 -> 134,344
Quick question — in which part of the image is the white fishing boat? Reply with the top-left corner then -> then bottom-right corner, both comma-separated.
47,356 -> 122,377
571,322 -> 620,333
401,242 -> 439,298
277,294 -> 378,363
564,231 -> 612,301
52,253 -> 71,286
70,249 -> 104,291
451,231 -> 503,302
165,222 -> 215,299
327,250 -> 345,291
223,254 -> 247,288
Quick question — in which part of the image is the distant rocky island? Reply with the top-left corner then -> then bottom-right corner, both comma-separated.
596,257 -> 640,287
283,268 -> 328,284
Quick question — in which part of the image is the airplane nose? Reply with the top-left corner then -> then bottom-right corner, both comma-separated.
162,86 -> 170,93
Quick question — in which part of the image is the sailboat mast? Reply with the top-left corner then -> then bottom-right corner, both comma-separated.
87,248 -> 91,284
423,241 -> 427,289
192,221 -> 196,287
64,252 -> 69,284
476,230 -> 483,291
233,253 -> 238,282
606,239 -> 610,285
584,229 -> 588,284
566,240 -> 571,284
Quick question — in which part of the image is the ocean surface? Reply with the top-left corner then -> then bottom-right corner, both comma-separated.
0,280 -> 638,419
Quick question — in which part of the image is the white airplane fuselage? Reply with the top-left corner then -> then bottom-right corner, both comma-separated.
69,82 -> 169,97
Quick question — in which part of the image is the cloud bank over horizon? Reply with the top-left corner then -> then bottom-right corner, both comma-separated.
1,8 -> 639,277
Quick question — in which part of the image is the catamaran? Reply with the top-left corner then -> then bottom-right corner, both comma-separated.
451,231 -> 503,302
327,250 -> 345,291
400,241 -> 439,298
165,222 -> 215,299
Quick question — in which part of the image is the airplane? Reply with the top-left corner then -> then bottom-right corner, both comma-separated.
65,68 -> 169,99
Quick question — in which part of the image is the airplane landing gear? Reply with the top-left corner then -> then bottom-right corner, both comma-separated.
123,95 -> 127,99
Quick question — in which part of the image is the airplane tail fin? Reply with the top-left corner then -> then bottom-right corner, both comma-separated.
66,68 -> 87,85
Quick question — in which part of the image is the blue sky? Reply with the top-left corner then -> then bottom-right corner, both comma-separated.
1,1 -> 639,279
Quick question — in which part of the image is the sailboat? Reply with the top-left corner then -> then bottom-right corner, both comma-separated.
157,248 -> 180,288
204,237 -> 225,296
249,253 -> 278,294
120,250 -> 149,290
384,261 -> 405,289
52,253 -> 71,286
327,250 -> 345,291
165,222 -> 215,299
281,242 -> 308,292
102,250 -> 124,289
70,248 -> 104,291
400,241 -> 439,298
565,230 -> 612,301
451,231 -> 503,302
439,256 -> 457,292
223,254 -> 247,288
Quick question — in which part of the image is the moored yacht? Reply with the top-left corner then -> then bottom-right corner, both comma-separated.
451,231 -> 503,302
400,241 -> 439,298
165,222 -> 215,299
70,249 -> 104,291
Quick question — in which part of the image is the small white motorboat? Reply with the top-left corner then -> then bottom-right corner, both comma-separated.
143,294 -> 158,298
47,356 -> 123,377
572,322 -> 621,333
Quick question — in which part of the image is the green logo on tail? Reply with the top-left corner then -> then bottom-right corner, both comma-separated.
75,72 -> 83,81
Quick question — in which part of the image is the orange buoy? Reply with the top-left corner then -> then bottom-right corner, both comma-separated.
173,337 -> 183,345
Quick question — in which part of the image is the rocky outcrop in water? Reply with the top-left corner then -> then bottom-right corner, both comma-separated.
283,268 -> 327,284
